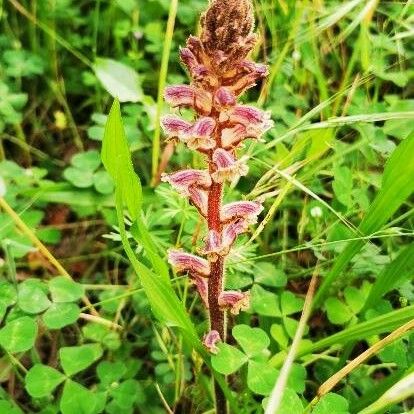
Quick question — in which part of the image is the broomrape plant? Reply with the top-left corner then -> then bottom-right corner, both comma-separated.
161,0 -> 272,411
163,0 -> 271,352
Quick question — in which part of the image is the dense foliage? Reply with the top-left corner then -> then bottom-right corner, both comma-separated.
0,0 -> 413,413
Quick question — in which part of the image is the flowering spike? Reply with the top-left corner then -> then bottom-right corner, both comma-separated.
211,148 -> 249,183
218,291 -> 251,315
203,330 -> 221,354
163,4 -> 272,403
168,249 -> 210,277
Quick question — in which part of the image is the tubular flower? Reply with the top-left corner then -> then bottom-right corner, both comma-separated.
218,291 -> 251,315
162,0 -> 271,364
161,169 -> 212,195
191,275 -> 209,308
161,115 -> 192,141
221,201 -> 264,224
167,249 -> 210,278
184,117 -> 216,151
211,148 -> 248,183
203,330 -> 221,354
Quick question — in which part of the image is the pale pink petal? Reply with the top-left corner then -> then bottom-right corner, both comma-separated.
161,115 -> 192,140
168,249 -> 210,277
221,124 -> 249,149
203,330 -> 221,354
180,47 -> 213,85
202,230 -> 227,260
191,275 -> 209,308
161,169 -> 211,194
211,148 -> 249,183
218,291 -> 251,315
164,85 -> 195,108
164,85 -> 212,115
214,87 -> 236,109
221,201 -> 263,224
222,219 -> 248,248
225,105 -> 272,127
188,187 -> 209,216
184,117 -> 216,151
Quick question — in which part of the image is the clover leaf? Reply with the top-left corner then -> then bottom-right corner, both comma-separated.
60,344 -> 103,376
25,364 -> 66,398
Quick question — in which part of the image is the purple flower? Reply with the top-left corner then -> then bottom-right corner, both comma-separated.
184,117 -> 216,151
221,201 -> 263,224
230,61 -> 269,95
164,85 -> 212,115
218,291 -> 250,315
168,249 -> 210,277
214,87 -> 236,110
188,187 -> 209,216
222,219 -> 249,248
161,115 -> 192,140
211,148 -> 248,183
203,330 -> 221,354
191,275 -> 209,308
221,105 -> 272,128
202,230 -> 226,260
161,169 -> 212,194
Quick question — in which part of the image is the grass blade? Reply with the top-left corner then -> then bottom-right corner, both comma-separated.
314,133 -> 414,305
364,243 -> 414,310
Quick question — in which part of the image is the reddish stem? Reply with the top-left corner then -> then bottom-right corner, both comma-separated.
207,176 -> 227,413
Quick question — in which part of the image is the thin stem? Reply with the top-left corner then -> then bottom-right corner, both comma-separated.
207,173 -> 227,414
151,0 -> 178,184
0,196 -> 100,317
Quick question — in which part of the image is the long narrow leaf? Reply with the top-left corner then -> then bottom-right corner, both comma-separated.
102,99 -> 169,282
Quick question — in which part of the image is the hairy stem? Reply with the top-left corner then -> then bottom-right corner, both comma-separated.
207,177 -> 227,413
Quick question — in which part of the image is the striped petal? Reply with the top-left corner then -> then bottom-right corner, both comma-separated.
184,117 -> 216,151
221,201 -> 263,224
211,148 -> 249,183
161,169 -> 211,194
161,115 -> 192,140
203,330 -> 221,354
218,291 -> 250,315
168,249 -> 210,277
